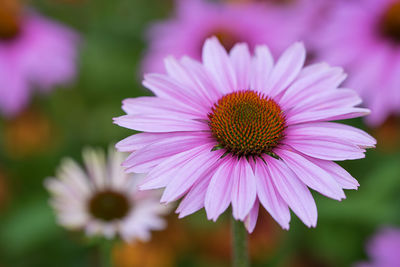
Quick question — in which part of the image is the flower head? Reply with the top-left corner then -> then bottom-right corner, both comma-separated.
356,227 -> 400,267
142,0 -> 309,73
115,38 -> 375,232
45,147 -> 169,242
0,9 -> 79,117
311,0 -> 400,126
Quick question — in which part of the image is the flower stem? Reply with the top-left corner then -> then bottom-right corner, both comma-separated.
100,239 -> 114,267
231,216 -> 249,267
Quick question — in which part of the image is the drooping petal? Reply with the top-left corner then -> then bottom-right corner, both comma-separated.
254,159 -> 291,229
231,158 -> 257,221
304,156 -> 360,190
275,148 -> 345,200
160,145 -> 223,203
266,156 -> 317,227
139,147 -> 203,190
175,182 -> 208,218
244,199 -> 259,233
205,156 -> 236,221
176,163 -> 218,218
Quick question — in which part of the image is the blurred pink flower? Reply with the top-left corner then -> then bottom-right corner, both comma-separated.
0,12 -> 79,117
115,37 -> 375,232
311,0 -> 400,126
45,147 -> 170,242
142,0 -> 313,73
356,227 -> 400,267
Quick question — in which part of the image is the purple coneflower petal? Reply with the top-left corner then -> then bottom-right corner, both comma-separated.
287,138 -> 366,161
250,45 -> 274,94
267,157 -> 317,227
280,65 -> 346,110
244,199 -> 260,233
160,145 -> 222,203
231,158 -> 257,221
276,148 -> 345,200
124,133 -> 211,173
143,74 -> 209,114
176,173 -> 212,218
303,156 -> 359,190
255,159 -> 290,229
203,37 -> 237,95
205,157 -> 236,221
286,122 -> 376,149
230,43 -> 252,91
268,42 -> 305,98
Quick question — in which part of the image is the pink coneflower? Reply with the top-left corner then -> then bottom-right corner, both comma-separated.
142,0 -> 308,73
45,147 -> 170,242
311,0 -> 400,126
0,7 -> 79,117
115,37 -> 375,232
227,0 -> 324,18
356,227 -> 400,267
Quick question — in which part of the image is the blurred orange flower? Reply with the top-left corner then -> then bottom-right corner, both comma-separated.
374,116 -> 400,153
0,0 -> 22,39
4,108 -> 57,158
113,214 -> 188,267
113,212 -> 283,267
224,0 -> 295,4
196,212 -> 284,263
0,167 -> 10,211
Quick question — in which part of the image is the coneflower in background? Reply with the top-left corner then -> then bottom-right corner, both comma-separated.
311,0 -> 400,126
142,0 -> 310,73
0,0 -> 79,117
356,227 -> 400,267
45,147 -> 170,242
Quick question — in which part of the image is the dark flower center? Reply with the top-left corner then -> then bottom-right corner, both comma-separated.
0,0 -> 21,40
256,0 -> 295,5
208,90 -> 285,157
380,2 -> 400,43
213,30 -> 242,52
88,190 -> 131,222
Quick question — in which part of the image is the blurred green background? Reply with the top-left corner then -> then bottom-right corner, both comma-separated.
0,0 -> 400,266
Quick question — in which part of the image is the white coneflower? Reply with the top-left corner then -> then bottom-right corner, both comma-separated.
45,146 -> 170,242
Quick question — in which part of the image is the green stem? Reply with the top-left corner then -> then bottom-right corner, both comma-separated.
100,239 -> 114,267
231,217 -> 249,267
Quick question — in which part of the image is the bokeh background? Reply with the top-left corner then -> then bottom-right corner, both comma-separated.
1,0 -> 400,266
